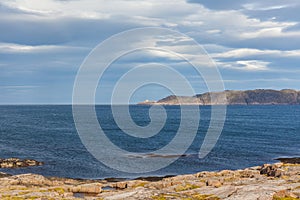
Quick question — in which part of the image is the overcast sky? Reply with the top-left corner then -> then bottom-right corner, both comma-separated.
1,0 -> 300,104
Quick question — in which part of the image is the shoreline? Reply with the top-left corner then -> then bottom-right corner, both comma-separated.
1,156 -> 299,181
0,157 -> 299,199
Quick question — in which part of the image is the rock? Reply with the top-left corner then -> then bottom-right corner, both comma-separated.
147,181 -> 172,190
71,183 -> 102,194
206,179 -> 222,188
141,89 -> 300,106
219,170 -> 234,176
0,172 -> 11,178
247,166 -> 261,171
260,163 -> 282,177
1,162 -> 300,200
273,190 -> 298,199
274,169 -> 283,178
0,158 -> 43,168
260,164 -> 271,174
115,182 -> 128,189
17,174 -> 56,186
273,163 -> 283,168
0,174 -> 65,187
126,180 -> 149,188
239,169 -> 260,178
276,157 -> 300,164
196,171 -> 216,178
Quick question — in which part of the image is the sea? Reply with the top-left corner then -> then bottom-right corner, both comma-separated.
0,105 -> 299,180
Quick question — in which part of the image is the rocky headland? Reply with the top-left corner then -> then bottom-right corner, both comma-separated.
0,158 -> 299,200
138,89 -> 300,105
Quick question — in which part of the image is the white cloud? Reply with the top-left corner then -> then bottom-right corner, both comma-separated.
242,3 -> 292,11
213,48 -> 300,59
206,29 -> 221,34
223,78 -> 300,83
240,26 -> 300,39
219,60 -> 270,71
2,0 -> 299,42
0,43 -> 87,53
237,60 -> 269,71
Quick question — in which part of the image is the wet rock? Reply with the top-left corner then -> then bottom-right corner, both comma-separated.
0,158 -> 43,168
276,157 -> 300,164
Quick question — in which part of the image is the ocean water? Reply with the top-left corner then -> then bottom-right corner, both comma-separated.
0,105 -> 299,179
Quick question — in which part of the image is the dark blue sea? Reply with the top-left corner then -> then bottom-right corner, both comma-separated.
0,105 -> 299,179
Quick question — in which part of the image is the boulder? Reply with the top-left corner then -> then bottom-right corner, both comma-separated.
260,163 -> 282,177
71,183 -> 102,194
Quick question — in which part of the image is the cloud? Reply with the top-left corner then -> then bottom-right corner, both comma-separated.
0,42 -> 87,53
218,60 -> 270,71
0,85 -> 39,89
213,48 -> 300,59
187,0 -> 251,10
1,0 -> 299,49
0,0 -> 299,103
240,26 -> 300,39
187,0 -> 299,12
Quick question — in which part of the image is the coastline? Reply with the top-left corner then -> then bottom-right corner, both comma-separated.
0,157 -> 299,200
137,89 -> 300,106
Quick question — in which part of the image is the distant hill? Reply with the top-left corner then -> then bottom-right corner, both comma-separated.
138,89 -> 300,105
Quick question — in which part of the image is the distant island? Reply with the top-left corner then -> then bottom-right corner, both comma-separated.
138,89 -> 300,105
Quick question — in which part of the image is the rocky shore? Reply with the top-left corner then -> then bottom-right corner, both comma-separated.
0,158 -> 299,200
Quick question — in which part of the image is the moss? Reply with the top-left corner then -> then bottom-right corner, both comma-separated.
11,198 -> 25,200
273,197 -> 299,200
26,197 -> 39,200
2,196 -> 41,200
8,186 -> 28,191
17,191 -> 30,195
152,194 -> 167,200
2,197 -> 25,200
38,189 -> 48,192
132,182 -> 148,188
48,187 -> 65,195
174,183 -> 200,192
152,193 -> 181,200
190,194 -> 220,200
281,175 -> 290,180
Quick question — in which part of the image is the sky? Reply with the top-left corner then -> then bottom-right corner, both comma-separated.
0,0 -> 300,104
